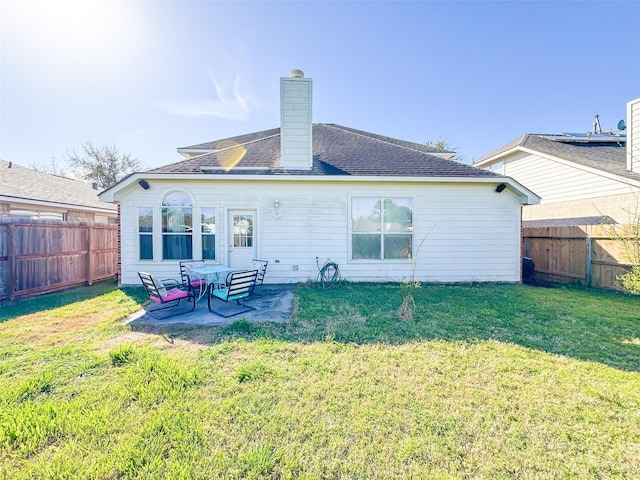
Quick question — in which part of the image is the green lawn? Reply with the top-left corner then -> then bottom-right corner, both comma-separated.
1,281 -> 639,479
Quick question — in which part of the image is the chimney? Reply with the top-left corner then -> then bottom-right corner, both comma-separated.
627,97 -> 640,173
280,69 -> 313,170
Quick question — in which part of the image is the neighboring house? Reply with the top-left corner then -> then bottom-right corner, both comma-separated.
473,97 -> 640,226
100,70 -> 539,286
0,160 -> 118,223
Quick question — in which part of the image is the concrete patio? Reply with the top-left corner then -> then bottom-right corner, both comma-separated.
126,284 -> 296,327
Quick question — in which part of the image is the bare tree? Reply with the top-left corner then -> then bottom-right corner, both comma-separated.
30,157 -> 68,177
425,137 -> 464,162
66,142 -> 142,189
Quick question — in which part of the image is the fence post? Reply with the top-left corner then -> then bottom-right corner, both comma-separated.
87,225 -> 93,286
7,224 -> 15,300
585,236 -> 592,287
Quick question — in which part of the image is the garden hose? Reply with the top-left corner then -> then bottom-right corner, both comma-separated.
316,257 -> 341,289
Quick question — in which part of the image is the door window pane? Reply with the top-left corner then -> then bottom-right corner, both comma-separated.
233,215 -> 253,248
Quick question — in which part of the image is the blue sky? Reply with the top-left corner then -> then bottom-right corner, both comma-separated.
1,0 -> 639,173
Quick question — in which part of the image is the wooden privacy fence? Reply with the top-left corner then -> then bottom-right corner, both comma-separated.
0,220 -> 118,300
522,225 -> 634,290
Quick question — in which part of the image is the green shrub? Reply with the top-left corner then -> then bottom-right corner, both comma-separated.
617,265 -> 640,294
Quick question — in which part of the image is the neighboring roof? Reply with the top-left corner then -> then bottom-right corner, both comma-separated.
0,159 -> 117,212
154,123 -> 494,177
523,216 -> 616,228
474,133 -> 638,182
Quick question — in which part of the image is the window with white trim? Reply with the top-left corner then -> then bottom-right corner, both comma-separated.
138,207 -> 153,260
351,197 -> 413,260
201,207 -> 216,260
162,191 -> 193,260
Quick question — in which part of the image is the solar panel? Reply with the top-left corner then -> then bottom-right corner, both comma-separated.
538,133 -> 626,144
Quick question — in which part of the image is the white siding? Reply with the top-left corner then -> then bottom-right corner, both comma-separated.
628,98 -> 640,173
280,77 -> 312,170
117,179 -> 523,286
503,152 -> 638,203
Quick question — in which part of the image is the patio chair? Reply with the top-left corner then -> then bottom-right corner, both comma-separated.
179,260 -> 206,294
224,260 -> 268,297
208,269 -> 258,318
138,271 -> 195,319
249,259 -> 268,296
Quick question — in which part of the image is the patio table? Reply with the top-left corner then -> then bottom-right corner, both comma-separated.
187,266 -> 234,302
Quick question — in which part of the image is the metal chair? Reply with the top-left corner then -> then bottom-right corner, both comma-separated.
138,272 -> 195,319
249,259 -> 268,296
179,260 -> 206,294
208,269 -> 258,317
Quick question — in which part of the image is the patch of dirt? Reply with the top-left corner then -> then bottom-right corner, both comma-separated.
96,330 -> 157,353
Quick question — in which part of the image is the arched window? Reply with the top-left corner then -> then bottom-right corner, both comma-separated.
162,191 -> 193,260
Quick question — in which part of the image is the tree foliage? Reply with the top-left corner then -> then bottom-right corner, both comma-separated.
425,137 -> 464,162
65,141 -> 142,189
609,204 -> 640,294
30,157 -> 68,177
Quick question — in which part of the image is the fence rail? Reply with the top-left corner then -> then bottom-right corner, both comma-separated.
0,219 -> 118,300
522,225 -> 633,290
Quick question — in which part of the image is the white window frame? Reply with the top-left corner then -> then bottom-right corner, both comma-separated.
137,206 -> 154,261
200,206 -> 217,261
349,196 -> 413,262
161,190 -> 194,261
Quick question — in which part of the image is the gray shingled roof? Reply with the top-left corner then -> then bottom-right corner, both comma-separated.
522,216 -> 616,228
151,123 -> 495,177
475,134 -> 637,182
0,160 -> 117,211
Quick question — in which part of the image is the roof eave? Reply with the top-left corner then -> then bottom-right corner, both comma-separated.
99,172 -> 540,205
473,145 -> 524,167
176,148 -> 214,159
0,195 -> 118,213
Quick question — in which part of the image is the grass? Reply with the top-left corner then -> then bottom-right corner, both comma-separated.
0,281 -> 639,479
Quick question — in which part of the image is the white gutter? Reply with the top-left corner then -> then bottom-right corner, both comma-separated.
99,172 -> 540,205
0,195 -> 117,213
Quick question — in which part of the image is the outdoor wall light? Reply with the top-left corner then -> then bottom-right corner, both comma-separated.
274,199 -> 280,215
495,183 -> 507,193
138,179 -> 150,190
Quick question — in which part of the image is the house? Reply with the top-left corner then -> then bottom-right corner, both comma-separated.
473,97 -> 640,227
0,160 -> 118,223
99,70 -> 539,286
